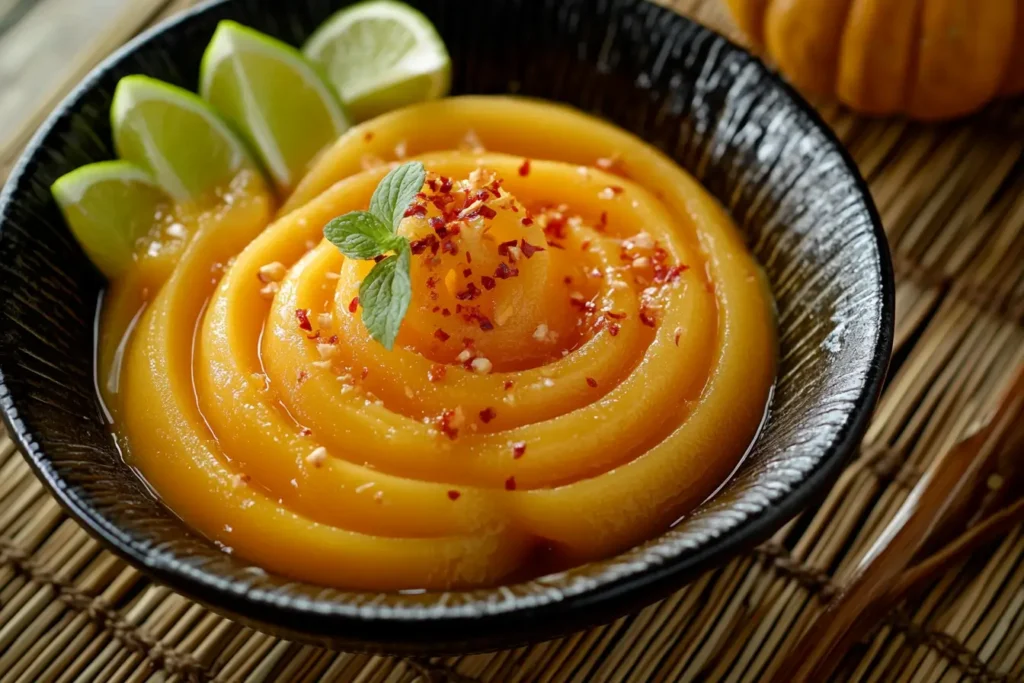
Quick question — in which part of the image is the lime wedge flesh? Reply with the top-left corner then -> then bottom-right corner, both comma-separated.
51,161 -> 167,278
303,0 -> 451,122
200,21 -> 350,193
111,75 -> 259,202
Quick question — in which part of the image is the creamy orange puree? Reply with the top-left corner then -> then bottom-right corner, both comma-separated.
97,96 -> 776,591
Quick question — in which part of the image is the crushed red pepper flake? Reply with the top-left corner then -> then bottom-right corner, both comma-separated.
546,241 -> 565,249
497,240 -> 518,257
608,322 -> 621,337
480,275 -> 496,290
520,239 -> 544,258
639,309 -> 657,327
442,308 -> 451,317
306,330 -> 321,340
361,367 -> 370,380
563,276 -> 573,285
348,297 -> 359,313
477,205 -> 497,220
504,476 -> 517,491
512,442 -> 527,459
438,409 -> 462,440
494,262 -> 519,279
403,204 -> 427,218
466,251 -> 472,264
503,380 -> 515,391
479,407 -> 496,424
586,377 -> 598,388
456,282 -> 482,301
580,240 -> 591,251
599,211 -> 609,229
674,328 -> 682,346
518,159 -> 531,176
521,216 -> 534,226
295,309 -> 312,331
606,311 -> 627,320
447,490 -> 461,501
428,364 -> 448,383
300,427 -> 313,437
434,328 -> 450,342
462,268 -> 473,277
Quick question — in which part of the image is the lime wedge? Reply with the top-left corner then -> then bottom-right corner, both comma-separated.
303,0 -> 451,122
200,21 -> 350,193
111,75 -> 259,202
51,161 -> 167,278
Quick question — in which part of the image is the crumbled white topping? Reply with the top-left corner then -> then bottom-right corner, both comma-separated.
318,313 -> 333,330
632,256 -> 651,269
316,344 -> 338,360
306,447 -> 327,467
259,281 -> 279,299
471,357 -> 493,374
257,261 -> 287,283
533,324 -> 550,342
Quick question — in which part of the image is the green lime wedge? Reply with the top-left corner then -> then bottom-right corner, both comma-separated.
303,0 -> 451,122
51,161 -> 167,278
200,21 -> 351,193
111,75 -> 260,202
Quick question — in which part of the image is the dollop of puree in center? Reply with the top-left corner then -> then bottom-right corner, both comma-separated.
97,96 -> 776,590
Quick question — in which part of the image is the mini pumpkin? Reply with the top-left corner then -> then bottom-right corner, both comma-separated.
724,0 -> 1024,120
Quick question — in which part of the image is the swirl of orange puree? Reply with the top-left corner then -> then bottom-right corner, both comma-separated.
106,96 -> 776,591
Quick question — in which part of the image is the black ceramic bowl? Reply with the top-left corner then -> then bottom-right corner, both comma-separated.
0,0 -> 893,654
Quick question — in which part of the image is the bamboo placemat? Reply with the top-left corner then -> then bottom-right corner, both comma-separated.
1,0 -> 1023,681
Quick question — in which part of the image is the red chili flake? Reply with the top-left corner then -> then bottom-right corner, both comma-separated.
544,216 -> 566,239
447,490 -> 461,501
306,330 -> 321,340
438,409 -> 460,440
441,239 -> 458,255
300,427 -> 313,437
639,309 -> 657,327
471,189 -> 491,205
512,442 -> 527,459
429,216 -> 445,232
363,131 -> 374,142
428,364 -> 448,383
494,262 -> 519,279
297,369 -> 308,385
504,476 -> 517,491
403,204 -> 427,218
580,240 -> 591,251
606,311 -> 627,320
479,407 -> 496,424
456,282 -> 481,301
326,334 -> 339,345
432,306 -> 440,313
480,276 -> 496,290
295,309 -> 312,331
434,328 -> 450,342
477,205 -> 497,220
456,304 -> 463,314
521,216 -> 534,227
442,308 -> 451,317
497,240 -> 518,257
599,211 -> 609,229
489,180 -> 502,197
373,254 -> 386,263
426,276 -> 439,289
410,234 -> 439,255
439,177 -> 454,193
563,276 -> 573,285
674,330 -> 682,346
361,367 -> 370,380
586,377 -> 598,388
466,251 -> 472,264
427,177 -> 439,192
478,316 -> 494,331
610,322 -> 623,336
546,241 -> 565,249
609,185 -> 624,194
518,159 -> 531,177
348,297 -> 359,313
520,239 -> 544,259
652,247 -> 668,263
462,268 -> 473,277
504,380 -> 515,391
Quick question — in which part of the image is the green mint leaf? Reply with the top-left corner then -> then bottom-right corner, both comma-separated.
323,211 -> 395,260
369,161 -> 427,231
358,241 -> 411,350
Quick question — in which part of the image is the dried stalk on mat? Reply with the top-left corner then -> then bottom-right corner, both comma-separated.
773,364 -> 1024,683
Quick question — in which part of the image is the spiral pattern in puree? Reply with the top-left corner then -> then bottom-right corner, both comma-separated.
106,96 -> 776,590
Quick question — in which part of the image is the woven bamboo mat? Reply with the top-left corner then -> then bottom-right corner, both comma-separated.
1,0 -> 1023,680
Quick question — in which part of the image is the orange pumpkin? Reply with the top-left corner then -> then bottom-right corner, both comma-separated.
724,0 -> 1024,120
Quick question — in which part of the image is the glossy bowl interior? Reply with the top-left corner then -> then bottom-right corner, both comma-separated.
0,0 -> 893,654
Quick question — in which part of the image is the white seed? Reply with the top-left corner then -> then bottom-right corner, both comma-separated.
306,447 -> 328,467
533,324 -> 550,342
632,256 -> 651,269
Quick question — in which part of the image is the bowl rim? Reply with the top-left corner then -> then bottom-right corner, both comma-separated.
0,0 -> 894,653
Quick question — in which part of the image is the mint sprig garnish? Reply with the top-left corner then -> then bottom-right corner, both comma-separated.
323,161 -> 426,350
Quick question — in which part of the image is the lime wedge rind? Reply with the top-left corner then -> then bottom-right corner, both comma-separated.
111,75 -> 258,202
303,0 -> 451,121
51,160 -> 166,278
200,21 -> 350,192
